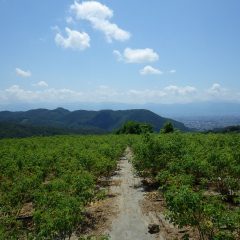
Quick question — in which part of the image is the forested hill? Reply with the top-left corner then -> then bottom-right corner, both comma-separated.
0,122 -> 106,138
0,108 -> 189,136
208,125 -> 240,133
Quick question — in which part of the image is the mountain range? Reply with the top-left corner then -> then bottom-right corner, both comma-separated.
0,108 -> 189,138
1,102 -> 240,117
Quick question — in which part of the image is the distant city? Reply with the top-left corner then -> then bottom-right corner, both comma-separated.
176,115 -> 240,131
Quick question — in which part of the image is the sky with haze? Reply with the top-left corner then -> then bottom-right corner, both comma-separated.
0,0 -> 240,109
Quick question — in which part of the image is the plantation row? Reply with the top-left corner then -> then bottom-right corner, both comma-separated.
132,133 -> 240,240
0,135 -> 128,239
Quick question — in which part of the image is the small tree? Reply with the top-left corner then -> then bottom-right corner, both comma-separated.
116,121 -> 153,134
161,121 -> 174,133
140,123 -> 153,134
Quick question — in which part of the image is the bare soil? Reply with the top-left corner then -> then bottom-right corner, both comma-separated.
107,147 -> 155,240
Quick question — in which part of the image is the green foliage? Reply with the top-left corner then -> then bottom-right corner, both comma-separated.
0,108 -> 189,137
116,121 -> 153,134
161,121 -> 174,133
1,132 -> 239,239
131,133 -> 240,239
0,135 -> 128,239
0,121 -> 106,139
208,125 -> 240,133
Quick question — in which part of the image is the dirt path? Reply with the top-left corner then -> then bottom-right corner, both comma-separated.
107,147 -> 156,240
78,147 -> 195,240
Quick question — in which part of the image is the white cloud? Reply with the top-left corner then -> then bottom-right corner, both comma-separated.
207,83 -> 227,96
113,50 -> 122,61
204,83 -> 240,102
1,84 -> 199,105
164,85 -> 197,95
5,85 -> 38,101
1,84 -> 239,105
66,16 -> 74,24
4,85 -> 83,102
15,68 -> 31,78
114,48 -> 159,63
94,85 -> 119,101
70,1 -> 130,42
34,81 -> 48,88
169,69 -> 176,74
55,27 -> 90,50
127,89 -> 166,103
140,65 -> 162,75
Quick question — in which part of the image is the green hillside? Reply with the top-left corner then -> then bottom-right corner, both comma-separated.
0,108 -> 189,138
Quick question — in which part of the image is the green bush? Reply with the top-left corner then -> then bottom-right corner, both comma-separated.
116,121 -> 153,134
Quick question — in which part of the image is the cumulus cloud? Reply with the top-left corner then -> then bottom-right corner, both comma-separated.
15,68 -> 31,78
2,85 -> 118,103
70,1 -> 130,42
207,83 -> 227,96
114,48 -> 159,63
140,65 -> 162,75
5,85 -> 38,101
55,27 -> 90,50
164,85 -> 197,95
0,83 -> 201,105
34,81 -> 48,88
2,83 -> 239,105
4,85 -> 83,102
203,83 -> 240,102
126,87 -> 198,103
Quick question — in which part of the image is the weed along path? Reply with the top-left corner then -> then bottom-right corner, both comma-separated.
107,147 -> 156,240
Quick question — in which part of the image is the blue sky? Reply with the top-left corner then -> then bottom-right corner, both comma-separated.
0,0 -> 240,108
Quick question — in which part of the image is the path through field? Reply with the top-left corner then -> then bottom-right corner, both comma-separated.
78,147 -> 194,240
107,147 -> 156,240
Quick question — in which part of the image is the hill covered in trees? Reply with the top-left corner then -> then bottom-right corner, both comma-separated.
0,122 -> 106,138
208,125 -> 240,133
0,108 -> 189,138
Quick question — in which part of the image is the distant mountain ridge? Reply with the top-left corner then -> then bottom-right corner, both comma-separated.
2,102 -> 240,117
0,108 -> 189,137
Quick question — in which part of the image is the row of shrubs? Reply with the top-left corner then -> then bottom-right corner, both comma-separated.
132,133 -> 240,239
